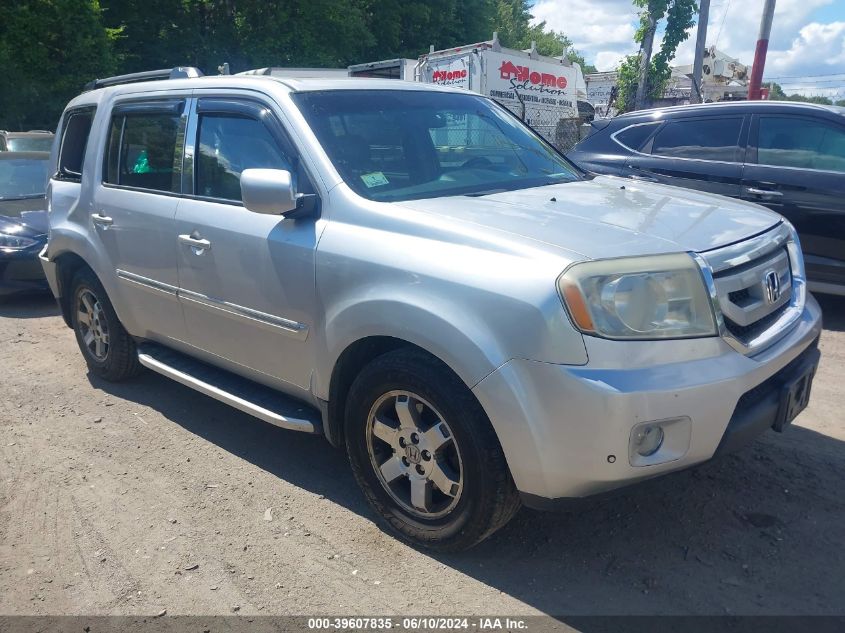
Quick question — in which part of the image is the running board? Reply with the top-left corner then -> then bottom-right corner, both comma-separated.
137,343 -> 321,434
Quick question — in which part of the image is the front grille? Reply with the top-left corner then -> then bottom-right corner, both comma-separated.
723,301 -> 789,339
710,241 -> 794,345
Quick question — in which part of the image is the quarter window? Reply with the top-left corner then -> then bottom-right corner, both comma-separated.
195,115 -> 291,201
614,122 -> 660,152
57,108 -> 95,181
104,112 -> 181,193
757,116 -> 845,173
651,117 -> 743,162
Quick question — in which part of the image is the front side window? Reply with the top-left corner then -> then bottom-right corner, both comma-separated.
292,90 -> 579,202
104,112 -> 181,192
757,116 -> 845,173
196,115 -> 291,201
651,117 -> 743,162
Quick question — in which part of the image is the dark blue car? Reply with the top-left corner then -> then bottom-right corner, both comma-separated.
0,151 -> 50,297
568,101 -> 845,296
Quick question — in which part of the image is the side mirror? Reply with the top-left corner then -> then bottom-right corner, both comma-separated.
240,168 -> 297,216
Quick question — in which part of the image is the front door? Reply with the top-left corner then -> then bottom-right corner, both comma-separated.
742,113 -> 845,290
174,96 -> 321,391
625,114 -> 747,198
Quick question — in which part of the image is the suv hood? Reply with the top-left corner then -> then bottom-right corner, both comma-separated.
397,175 -> 781,260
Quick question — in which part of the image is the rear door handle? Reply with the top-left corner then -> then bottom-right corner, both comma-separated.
178,234 -> 212,252
92,213 -> 113,227
746,187 -> 783,197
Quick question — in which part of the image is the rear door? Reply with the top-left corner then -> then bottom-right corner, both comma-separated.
91,96 -> 188,341
174,94 -> 321,392
624,114 -> 747,198
742,113 -> 845,291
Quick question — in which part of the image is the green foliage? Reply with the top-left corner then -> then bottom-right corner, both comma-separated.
616,0 -> 697,112
768,82 -> 839,106
0,0 -> 117,130
0,0 -> 595,131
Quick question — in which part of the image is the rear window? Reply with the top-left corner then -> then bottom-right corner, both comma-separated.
651,117 -> 743,162
105,112 -> 181,193
7,136 -> 54,152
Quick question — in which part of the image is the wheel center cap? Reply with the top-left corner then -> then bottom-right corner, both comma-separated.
404,444 -> 421,465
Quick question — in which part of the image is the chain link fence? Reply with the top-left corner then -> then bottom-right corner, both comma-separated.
495,101 -> 589,153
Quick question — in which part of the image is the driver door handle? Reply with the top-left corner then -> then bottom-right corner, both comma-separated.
178,234 -> 212,252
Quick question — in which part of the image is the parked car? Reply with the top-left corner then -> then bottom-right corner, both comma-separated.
0,151 -> 50,297
567,101 -> 845,297
41,69 -> 821,550
0,130 -> 55,153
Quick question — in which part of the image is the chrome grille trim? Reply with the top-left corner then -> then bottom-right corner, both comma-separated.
693,222 -> 806,356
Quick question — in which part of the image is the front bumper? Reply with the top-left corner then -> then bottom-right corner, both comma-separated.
472,294 -> 823,504
0,242 -> 49,296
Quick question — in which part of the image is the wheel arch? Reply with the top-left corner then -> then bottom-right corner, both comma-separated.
53,251 -> 94,328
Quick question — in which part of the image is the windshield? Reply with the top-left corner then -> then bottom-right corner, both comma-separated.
7,136 -> 54,152
292,90 -> 579,202
0,158 -> 48,199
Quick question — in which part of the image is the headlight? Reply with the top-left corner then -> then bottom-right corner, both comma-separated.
558,253 -> 717,339
0,232 -> 38,250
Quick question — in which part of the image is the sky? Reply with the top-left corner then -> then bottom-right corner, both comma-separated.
530,0 -> 845,100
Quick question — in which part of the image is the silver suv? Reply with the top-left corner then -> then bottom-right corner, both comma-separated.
41,68 -> 822,550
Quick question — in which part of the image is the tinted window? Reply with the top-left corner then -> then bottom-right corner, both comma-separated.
758,116 -> 845,173
196,115 -> 290,201
0,157 -> 48,198
651,117 -> 742,161
57,109 -> 94,180
292,90 -> 578,202
8,136 -> 54,152
105,113 -> 181,192
615,122 -> 660,151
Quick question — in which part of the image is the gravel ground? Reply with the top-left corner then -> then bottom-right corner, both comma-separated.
0,293 -> 843,617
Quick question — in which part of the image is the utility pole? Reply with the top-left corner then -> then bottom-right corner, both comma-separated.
690,0 -> 710,104
748,0 -> 776,100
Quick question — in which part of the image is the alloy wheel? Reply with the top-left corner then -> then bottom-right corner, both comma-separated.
366,390 -> 464,519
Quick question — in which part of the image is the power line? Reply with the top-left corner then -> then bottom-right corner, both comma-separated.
764,72 -> 845,80
713,0 -> 731,49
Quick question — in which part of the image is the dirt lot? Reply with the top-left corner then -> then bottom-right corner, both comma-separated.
0,293 -> 843,618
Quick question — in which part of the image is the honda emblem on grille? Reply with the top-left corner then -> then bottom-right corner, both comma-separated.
763,270 -> 781,305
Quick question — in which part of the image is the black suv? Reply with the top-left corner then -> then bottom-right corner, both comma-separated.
568,101 -> 845,296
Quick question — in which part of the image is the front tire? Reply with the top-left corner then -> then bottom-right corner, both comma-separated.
345,349 -> 520,551
70,268 -> 141,381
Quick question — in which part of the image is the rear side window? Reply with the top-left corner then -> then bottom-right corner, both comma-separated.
104,111 -> 182,193
651,117 -> 743,162
196,115 -> 291,201
614,122 -> 660,151
56,108 -> 95,181
757,116 -> 845,173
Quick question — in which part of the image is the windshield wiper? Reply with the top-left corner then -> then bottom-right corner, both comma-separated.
463,188 -> 509,197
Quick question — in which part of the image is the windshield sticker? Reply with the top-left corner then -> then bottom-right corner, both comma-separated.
361,172 -> 389,188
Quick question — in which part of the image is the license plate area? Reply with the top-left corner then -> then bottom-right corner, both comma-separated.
773,358 -> 818,432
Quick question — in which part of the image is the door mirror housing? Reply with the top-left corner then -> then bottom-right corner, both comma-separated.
240,168 -> 298,216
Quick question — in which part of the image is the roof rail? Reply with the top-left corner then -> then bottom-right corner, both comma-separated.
84,66 -> 204,91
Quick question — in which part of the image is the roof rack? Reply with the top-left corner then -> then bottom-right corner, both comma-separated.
84,66 -> 204,91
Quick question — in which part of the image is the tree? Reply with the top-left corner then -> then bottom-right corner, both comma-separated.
0,0 -> 117,130
617,0 -> 697,112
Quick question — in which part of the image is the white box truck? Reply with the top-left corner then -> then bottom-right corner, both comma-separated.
417,33 -> 586,150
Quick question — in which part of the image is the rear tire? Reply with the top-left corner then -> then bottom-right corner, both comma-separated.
70,268 -> 141,381
345,348 -> 520,551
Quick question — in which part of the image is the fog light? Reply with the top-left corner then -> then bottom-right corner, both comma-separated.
634,424 -> 665,457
